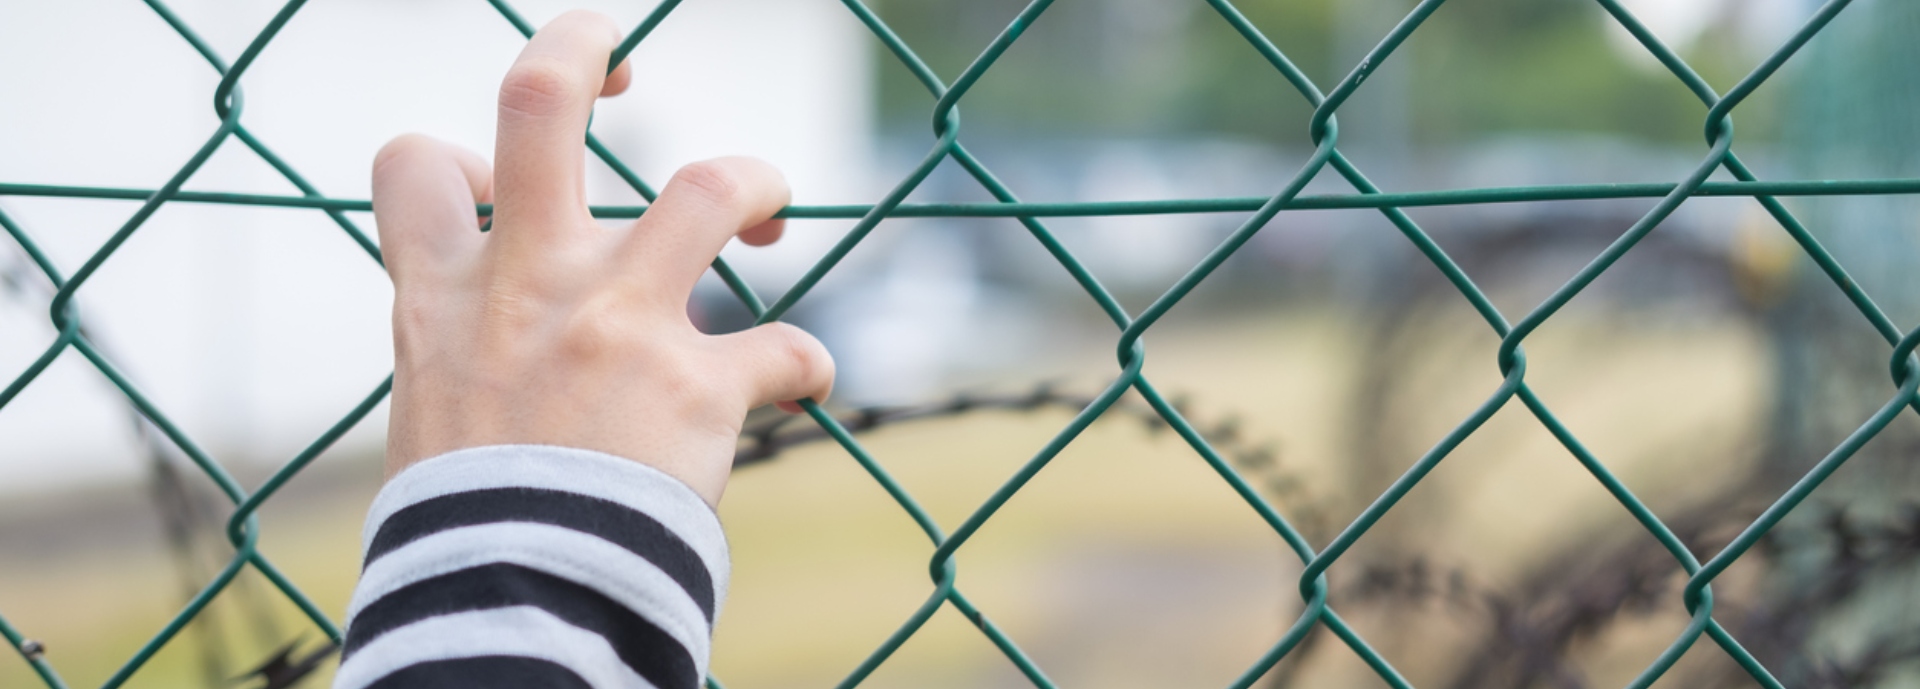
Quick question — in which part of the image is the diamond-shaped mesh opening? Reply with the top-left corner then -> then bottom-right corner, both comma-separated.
5,0 -> 1920,687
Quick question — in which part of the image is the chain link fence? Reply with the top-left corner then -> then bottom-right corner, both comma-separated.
4,0 -> 1920,687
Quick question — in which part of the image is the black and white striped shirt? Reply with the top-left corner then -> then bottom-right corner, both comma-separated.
334,445 -> 728,689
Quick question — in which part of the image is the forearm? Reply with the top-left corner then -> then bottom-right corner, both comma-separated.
334,446 -> 728,689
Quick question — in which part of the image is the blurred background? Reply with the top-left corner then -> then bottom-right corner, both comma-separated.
3,0 -> 1920,686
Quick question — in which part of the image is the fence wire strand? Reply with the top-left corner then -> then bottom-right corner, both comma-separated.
3,0 -> 1918,687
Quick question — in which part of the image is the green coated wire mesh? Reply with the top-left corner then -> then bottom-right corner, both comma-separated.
4,0 -> 1920,687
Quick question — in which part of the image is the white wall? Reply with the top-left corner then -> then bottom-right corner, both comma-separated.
0,0 -> 874,492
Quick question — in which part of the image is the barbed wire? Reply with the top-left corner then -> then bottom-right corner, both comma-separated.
1,221 -> 308,689
735,381 -> 1331,539
6,0 -> 1919,685
1312,496 -> 1920,689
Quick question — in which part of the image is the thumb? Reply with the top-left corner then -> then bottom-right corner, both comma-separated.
714,322 -> 835,412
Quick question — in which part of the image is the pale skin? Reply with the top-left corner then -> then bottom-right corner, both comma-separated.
370,10 -> 834,506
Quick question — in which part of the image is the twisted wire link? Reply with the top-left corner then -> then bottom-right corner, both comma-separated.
2,0 -> 1919,687
1,1 -> 382,687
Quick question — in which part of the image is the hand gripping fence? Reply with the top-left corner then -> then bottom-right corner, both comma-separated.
5,0 -> 1920,687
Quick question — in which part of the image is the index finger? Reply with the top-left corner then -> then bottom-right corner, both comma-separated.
371,135 -> 491,286
490,10 -> 622,244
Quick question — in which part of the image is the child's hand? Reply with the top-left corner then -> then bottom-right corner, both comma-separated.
369,10 -> 833,505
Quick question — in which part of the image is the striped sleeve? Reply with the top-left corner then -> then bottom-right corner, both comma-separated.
333,445 -> 729,689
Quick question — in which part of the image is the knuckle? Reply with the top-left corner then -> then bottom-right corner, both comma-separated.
554,293 -> 645,364
467,274 -> 547,350
371,133 -> 436,179
498,58 -> 584,119
669,160 -> 747,209
649,346 -> 735,425
766,323 -> 828,389
661,357 -> 720,411
554,9 -> 619,39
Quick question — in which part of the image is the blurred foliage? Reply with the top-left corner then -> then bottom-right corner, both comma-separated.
868,0 -> 1776,145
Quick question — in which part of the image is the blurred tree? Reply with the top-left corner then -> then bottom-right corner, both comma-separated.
867,0 -> 1769,146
